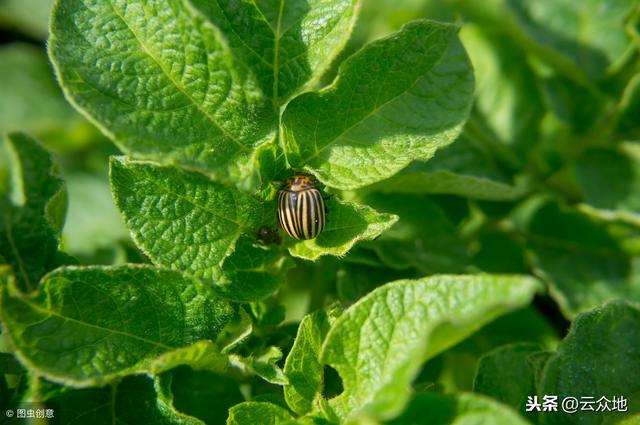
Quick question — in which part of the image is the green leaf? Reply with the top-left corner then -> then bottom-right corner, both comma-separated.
150,340 -> 228,375
359,193 -> 469,274
0,44 -> 96,152
282,20 -> 474,190
47,375 -> 205,425
320,274 -> 542,420
575,145 -> 640,227
0,264 -> 233,386
227,401 -> 293,425
539,75 -> 605,133
284,310 -> 331,415
189,0 -> 361,106
110,157 -> 290,301
539,300 -> 640,425
348,0 -> 456,47
505,0 -> 637,81
62,172 -> 130,260
0,0 -> 53,38
49,0 -> 276,187
229,346 -> 288,385
387,392 -> 530,425
157,366 -> 244,425
215,236 -> 293,303
215,307 -> 253,354
96,97 -> 402,269
252,346 -> 288,385
361,136 -> 527,200
250,297 -> 287,326
460,24 -> 545,157
110,157 -> 292,301
0,132 -> 68,292
287,198 -> 398,261
473,231 -> 528,273
526,201 -> 640,319
458,306 -> 559,355
425,306 -> 557,393
473,342 -> 546,420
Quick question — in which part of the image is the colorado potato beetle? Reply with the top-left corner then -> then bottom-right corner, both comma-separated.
277,174 -> 325,240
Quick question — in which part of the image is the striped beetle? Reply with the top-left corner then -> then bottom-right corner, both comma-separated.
277,174 -> 325,240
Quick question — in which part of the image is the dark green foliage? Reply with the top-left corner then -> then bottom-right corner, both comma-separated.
1,0 -> 640,423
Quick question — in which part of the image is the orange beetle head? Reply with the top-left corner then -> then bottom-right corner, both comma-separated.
284,174 -> 316,192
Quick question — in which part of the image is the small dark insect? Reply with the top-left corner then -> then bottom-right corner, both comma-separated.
278,174 -> 326,240
256,225 -> 281,245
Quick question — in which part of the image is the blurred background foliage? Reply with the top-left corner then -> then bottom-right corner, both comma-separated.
1,0 -> 639,399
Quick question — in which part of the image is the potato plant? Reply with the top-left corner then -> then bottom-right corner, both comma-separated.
1,0 -> 640,424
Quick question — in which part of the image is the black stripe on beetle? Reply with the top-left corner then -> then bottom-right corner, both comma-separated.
278,175 -> 325,240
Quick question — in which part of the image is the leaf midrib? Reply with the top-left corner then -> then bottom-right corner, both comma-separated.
213,0 -> 273,69
272,0 -> 285,108
213,0 -> 312,108
124,165 -> 245,228
107,0 -> 249,152
20,296 -> 176,351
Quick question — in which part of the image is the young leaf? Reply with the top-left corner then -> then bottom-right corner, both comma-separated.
526,201 -> 640,319
539,300 -> 640,425
0,44 -> 95,152
361,136 -> 527,200
387,392 -> 530,425
359,193 -> 469,274
227,401 -> 293,425
189,0 -> 361,106
47,375 -> 205,425
0,132 -> 68,292
320,274 -> 542,420
150,340 -> 228,375
109,157 -> 271,278
250,347 -> 289,386
287,198 -> 398,261
216,307 -> 253,354
283,310 -> 331,415
229,346 -> 288,385
49,0 -> 275,187
0,265 -> 234,387
473,342 -> 546,420
282,20 -> 474,190
505,0 -> 637,81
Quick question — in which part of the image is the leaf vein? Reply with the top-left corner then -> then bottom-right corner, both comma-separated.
106,0 -> 249,152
